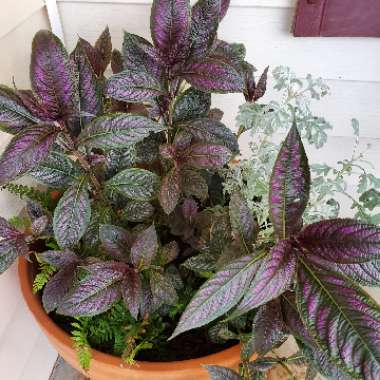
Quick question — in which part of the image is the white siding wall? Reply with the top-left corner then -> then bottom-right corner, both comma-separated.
0,1 -> 379,378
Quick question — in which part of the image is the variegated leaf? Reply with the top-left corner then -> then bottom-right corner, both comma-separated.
53,177 -> 91,249
0,85 -> 40,134
296,260 -> 380,379
78,113 -> 165,150
150,0 -> 191,61
42,263 -> 77,313
173,87 -> 211,124
181,168 -> 208,200
29,150 -> 82,188
204,365 -> 241,380
57,261 -> 127,316
150,270 -> 178,306
269,123 -> 310,239
234,240 -> 296,316
31,30 -> 77,120
130,224 -> 158,267
106,69 -> 164,103
297,219 -> 380,264
251,300 -> 288,355
40,250 -> 79,268
121,201 -> 154,223
105,168 -> 160,201
170,255 -> 263,339
190,0 -> 221,57
184,143 -> 231,169
72,41 -> 102,124
181,59 -> 244,93
229,192 -> 257,254
159,168 -> 181,215
122,32 -> 164,78
111,49 -> 124,74
183,118 -> 239,154
94,26 -> 112,75
0,124 -> 58,185
99,224 -> 129,261
0,217 -> 28,274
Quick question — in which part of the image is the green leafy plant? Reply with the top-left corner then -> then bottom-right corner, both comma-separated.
0,1 -> 379,379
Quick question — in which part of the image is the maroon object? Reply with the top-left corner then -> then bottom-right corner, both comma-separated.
294,0 -> 380,37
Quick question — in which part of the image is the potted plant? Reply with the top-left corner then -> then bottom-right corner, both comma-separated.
0,1 -> 380,379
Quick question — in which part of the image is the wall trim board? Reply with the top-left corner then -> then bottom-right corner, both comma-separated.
56,0 -> 296,8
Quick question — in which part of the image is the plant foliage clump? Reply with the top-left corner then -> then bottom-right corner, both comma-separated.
0,1 -> 379,379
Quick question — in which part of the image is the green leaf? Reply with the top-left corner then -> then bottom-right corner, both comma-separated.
105,168 -> 160,201
53,177 -> 91,248
120,201 -> 154,223
78,113 -> 165,150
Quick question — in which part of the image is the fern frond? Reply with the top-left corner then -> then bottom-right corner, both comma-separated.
33,254 -> 56,293
71,320 -> 92,371
2,183 -> 53,210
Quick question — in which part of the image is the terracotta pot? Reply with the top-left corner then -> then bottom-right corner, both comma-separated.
19,257 -> 255,380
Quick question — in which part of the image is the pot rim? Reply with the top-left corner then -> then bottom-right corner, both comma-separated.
18,256 -> 242,372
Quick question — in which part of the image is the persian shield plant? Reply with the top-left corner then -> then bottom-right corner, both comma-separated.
0,0 -> 379,379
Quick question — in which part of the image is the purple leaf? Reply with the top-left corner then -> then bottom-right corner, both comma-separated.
40,250 -> 79,268
297,218 -> 380,264
94,26 -> 112,76
106,69 -> 164,103
251,300 -> 288,355
269,123 -> 310,239
182,198 -> 198,221
180,168 -> 208,200
150,270 -> 178,306
150,0 -> 191,61
234,240 -> 296,316
31,216 -> 49,236
78,113 -> 165,150
30,30 -> 77,120
121,269 -> 142,319
296,260 -> 380,379
253,66 -> 269,102
181,59 -> 244,93
0,217 -> 28,274
183,118 -> 239,154
17,89 -> 53,122
111,49 -> 124,74
72,42 -> 102,124
333,261 -> 380,287
121,201 -> 154,223
53,177 -> 91,249
229,192 -> 258,254
159,168 -> 181,215
105,168 -> 160,201
0,86 -> 40,134
204,365 -> 241,380
0,124 -> 58,185
130,224 -> 158,267
139,279 -> 155,316
99,224 -> 130,261
184,143 -> 231,169
173,87 -> 211,124
190,0 -> 221,57
122,32 -> 164,79
74,37 -> 102,76
42,263 -> 77,313
220,0 -> 230,20
170,255 -> 262,339
57,261 -> 127,317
